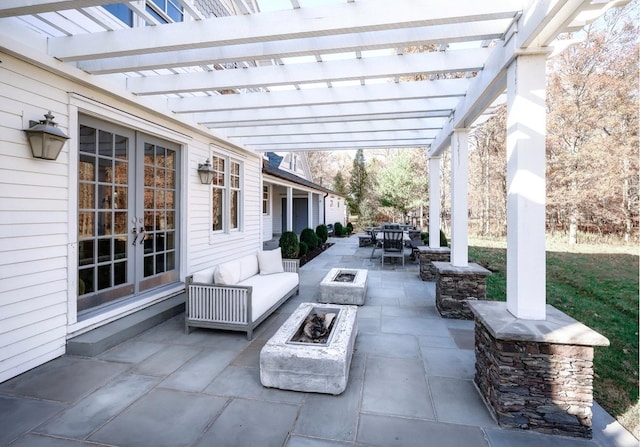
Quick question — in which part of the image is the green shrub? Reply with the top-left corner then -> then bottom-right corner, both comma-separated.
300,228 -> 319,251
440,230 -> 448,247
315,224 -> 329,244
346,222 -> 353,234
334,222 -> 344,237
279,231 -> 300,259
420,230 -> 448,247
298,241 -> 308,257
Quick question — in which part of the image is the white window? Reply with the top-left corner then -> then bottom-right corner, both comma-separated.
263,185 -> 270,215
211,154 -> 242,233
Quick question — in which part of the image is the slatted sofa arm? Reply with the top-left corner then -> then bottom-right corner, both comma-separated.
185,275 -> 253,332
282,258 -> 300,273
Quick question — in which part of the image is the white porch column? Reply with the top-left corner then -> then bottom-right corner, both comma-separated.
506,54 -> 547,320
450,130 -> 469,267
286,187 -> 293,232
307,191 -> 313,229
428,156 -> 441,248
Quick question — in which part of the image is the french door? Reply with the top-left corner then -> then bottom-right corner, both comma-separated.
77,116 -> 179,313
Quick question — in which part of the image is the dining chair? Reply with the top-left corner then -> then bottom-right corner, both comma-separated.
381,229 -> 405,266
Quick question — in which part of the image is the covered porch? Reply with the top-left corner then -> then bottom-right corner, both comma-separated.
0,0 -> 632,442
1,236 -> 635,447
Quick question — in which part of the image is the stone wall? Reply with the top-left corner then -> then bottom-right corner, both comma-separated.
433,262 -> 490,319
474,320 -> 596,438
417,247 -> 450,281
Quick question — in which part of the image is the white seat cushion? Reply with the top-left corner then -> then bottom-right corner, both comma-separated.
238,272 -> 298,321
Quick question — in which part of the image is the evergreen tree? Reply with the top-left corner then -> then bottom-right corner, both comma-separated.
333,171 -> 347,197
348,149 -> 368,216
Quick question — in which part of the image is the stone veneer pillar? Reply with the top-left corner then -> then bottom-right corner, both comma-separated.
417,246 -> 451,281
468,301 -> 609,438
433,261 -> 491,319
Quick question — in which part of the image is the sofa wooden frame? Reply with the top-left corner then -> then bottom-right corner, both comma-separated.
184,258 -> 299,340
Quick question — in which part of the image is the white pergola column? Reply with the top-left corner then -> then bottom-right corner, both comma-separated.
450,130 -> 469,267
286,187 -> 293,232
307,191 -> 313,229
506,54 -> 547,320
428,156 -> 441,248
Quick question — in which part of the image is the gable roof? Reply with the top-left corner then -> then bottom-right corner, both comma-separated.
263,152 -> 341,197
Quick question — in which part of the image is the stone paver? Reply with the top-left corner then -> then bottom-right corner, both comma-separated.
0,236 -> 635,447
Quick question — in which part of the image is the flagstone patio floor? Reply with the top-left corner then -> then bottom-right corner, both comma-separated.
0,236 -> 637,447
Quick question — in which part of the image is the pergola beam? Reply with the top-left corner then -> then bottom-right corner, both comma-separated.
168,78 -> 469,113
215,118 -> 444,139
202,110 -> 452,128
46,0 -> 521,61
78,20 -> 510,74
127,48 -> 490,95
192,100 -> 456,128
244,140 -> 434,152
232,129 -> 438,146
0,0 -> 117,18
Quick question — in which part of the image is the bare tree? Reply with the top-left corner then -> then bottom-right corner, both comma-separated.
546,3 -> 639,243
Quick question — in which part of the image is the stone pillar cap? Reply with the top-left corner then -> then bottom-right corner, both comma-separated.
468,301 -> 609,346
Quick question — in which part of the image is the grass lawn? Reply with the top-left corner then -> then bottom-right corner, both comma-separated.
468,238 -> 639,439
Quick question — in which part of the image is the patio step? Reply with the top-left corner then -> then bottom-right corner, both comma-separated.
67,294 -> 185,357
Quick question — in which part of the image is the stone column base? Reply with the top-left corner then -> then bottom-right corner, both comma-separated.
417,246 -> 450,281
433,261 -> 490,319
468,301 -> 609,438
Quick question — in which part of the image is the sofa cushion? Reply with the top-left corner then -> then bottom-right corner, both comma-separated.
238,253 -> 259,282
192,267 -> 216,284
238,272 -> 298,322
257,248 -> 285,275
214,259 -> 241,285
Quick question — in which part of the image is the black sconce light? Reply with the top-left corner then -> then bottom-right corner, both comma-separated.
197,158 -> 214,184
24,111 -> 70,160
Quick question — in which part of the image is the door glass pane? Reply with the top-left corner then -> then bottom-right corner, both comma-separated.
142,143 -> 177,279
98,130 -> 113,157
114,261 -> 127,286
78,121 -> 179,311
78,123 -> 130,311
79,240 -> 94,265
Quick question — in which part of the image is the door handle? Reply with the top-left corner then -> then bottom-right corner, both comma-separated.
131,217 -> 145,245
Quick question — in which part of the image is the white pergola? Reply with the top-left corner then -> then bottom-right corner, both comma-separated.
0,0 -> 627,321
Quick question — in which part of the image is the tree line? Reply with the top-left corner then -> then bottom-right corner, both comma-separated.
307,2 -> 638,244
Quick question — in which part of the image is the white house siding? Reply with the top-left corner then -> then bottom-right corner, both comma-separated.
325,194 -> 346,227
0,52 -> 263,383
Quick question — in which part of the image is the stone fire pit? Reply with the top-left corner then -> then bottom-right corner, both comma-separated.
260,302 -> 358,395
318,268 -> 368,305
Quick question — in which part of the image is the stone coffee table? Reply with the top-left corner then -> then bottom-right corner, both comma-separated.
260,302 -> 358,395
318,267 -> 368,305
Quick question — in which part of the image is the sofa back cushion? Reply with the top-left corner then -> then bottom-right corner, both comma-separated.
238,253 -> 259,282
192,267 -> 216,284
257,248 -> 285,275
214,259 -> 241,285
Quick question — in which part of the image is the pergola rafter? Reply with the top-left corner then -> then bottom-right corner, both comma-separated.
0,0 -> 625,153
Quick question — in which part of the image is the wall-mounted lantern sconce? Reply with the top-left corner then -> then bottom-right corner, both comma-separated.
197,158 -> 215,184
24,111 -> 70,160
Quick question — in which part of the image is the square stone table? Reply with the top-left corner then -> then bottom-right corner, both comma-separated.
260,302 -> 358,395
318,268 -> 368,305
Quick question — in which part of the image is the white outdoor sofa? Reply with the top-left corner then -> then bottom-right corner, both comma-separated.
185,248 -> 299,340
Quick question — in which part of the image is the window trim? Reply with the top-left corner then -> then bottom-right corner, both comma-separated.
262,185 -> 271,216
210,152 -> 243,235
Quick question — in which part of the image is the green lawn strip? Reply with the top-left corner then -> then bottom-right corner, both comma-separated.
468,245 -> 639,427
